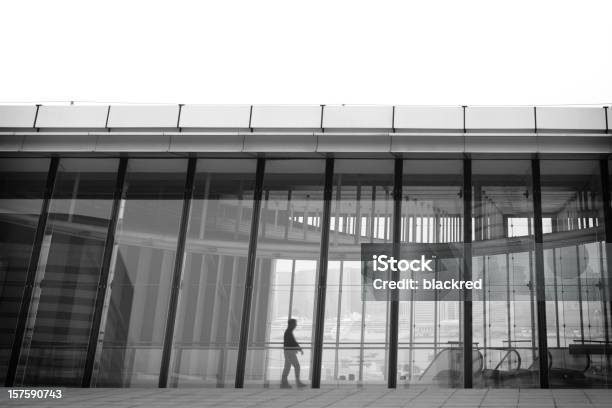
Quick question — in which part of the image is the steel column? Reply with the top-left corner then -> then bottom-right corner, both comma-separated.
463,158 -> 473,388
599,160 -> 612,348
235,159 -> 266,388
387,159 -> 402,388
532,158 -> 550,388
311,158 -> 334,388
158,157 -> 197,387
81,157 -> 128,387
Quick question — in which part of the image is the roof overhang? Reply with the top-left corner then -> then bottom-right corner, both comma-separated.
1,104 -> 610,157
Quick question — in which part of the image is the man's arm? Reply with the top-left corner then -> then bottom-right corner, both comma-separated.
287,332 -> 303,352
293,333 -> 303,353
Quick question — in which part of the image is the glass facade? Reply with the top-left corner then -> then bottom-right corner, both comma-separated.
1,156 -> 611,389
244,160 -> 325,387
321,160 -> 394,385
16,159 -> 119,386
472,160 -> 539,388
93,159 -> 188,387
400,160 -> 464,387
541,160 -> 611,387
169,159 -> 256,387
0,159 -> 50,385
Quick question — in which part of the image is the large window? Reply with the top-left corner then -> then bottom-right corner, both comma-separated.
471,160 -> 539,388
541,160 -> 611,387
399,160 -> 463,386
244,160 -> 325,387
14,159 -> 118,386
93,159 -> 187,387
0,159 -> 49,384
169,160 -> 256,387
4,156 -> 612,389
321,160 -> 395,385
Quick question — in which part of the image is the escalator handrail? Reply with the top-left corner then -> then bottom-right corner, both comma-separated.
418,348 -> 484,381
492,348 -> 521,372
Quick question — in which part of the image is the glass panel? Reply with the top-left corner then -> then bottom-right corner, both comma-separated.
245,160 -> 325,387
169,159 -> 256,387
321,160 -> 394,385
15,159 -> 118,386
399,160 -> 464,386
472,160 -> 539,388
541,160 -> 611,387
93,159 -> 187,387
0,159 -> 49,384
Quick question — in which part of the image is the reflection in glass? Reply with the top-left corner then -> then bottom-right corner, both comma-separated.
541,160 -> 611,387
169,160 -> 256,387
0,159 -> 49,384
15,159 -> 118,386
93,159 -> 187,387
4,155 -> 612,390
472,160 -> 539,388
321,160 -> 394,385
244,160 -> 325,387
399,160 -> 464,386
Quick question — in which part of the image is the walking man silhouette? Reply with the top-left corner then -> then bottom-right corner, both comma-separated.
281,319 -> 307,388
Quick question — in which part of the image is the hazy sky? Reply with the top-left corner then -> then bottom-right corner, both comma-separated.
1,0 -> 610,105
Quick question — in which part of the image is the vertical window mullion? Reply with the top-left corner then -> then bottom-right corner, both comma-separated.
463,158 -> 473,388
234,159 -> 266,388
387,159 -> 402,388
310,158 -> 334,388
158,157 -> 197,388
532,158 -> 550,388
81,157 -> 128,387
599,160 -> 612,347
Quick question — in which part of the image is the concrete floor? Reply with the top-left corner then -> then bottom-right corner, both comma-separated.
2,387 -> 612,408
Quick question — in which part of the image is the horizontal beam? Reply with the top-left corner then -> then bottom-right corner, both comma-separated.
0,131 -> 610,155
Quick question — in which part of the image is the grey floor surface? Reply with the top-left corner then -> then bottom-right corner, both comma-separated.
1,387 -> 612,408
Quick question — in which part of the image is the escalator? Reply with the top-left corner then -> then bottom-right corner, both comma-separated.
481,348 -> 538,387
548,347 -> 590,387
416,347 -> 483,387
479,346 -> 604,387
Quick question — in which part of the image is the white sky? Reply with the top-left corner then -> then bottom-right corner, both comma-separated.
0,0 -> 610,106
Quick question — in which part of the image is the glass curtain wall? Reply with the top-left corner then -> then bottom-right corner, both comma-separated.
244,160 -> 325,387
169,159 -> 257,387
321,160 -> 395,385
5,156 -> 612,389
472,160 -> 539,388
398,160 -> 464,386
14,159 -> 118,386
541,160 -> 611,387
0,159 -> 50,384
93,159 -> 187,387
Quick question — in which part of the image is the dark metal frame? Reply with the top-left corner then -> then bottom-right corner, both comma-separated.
462,158 -> 473,388
81,157 -> 128,387
387,159 -> 402,388
532,158 -> 550,388
311,158 -> 334,388
599,160 -> 612,349
5,157 -> 59,387
234,158 -> 266,388
158,157 -> 197,387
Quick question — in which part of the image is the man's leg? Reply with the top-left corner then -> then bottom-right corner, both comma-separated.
289,352 -> 306,387
281,351 -> 292,388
